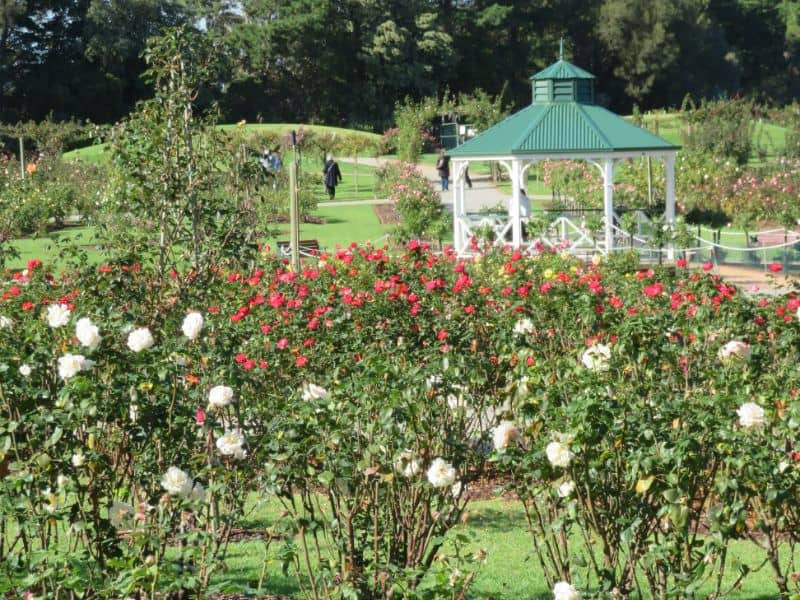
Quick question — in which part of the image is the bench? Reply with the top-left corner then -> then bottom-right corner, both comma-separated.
276,239 -> 321,258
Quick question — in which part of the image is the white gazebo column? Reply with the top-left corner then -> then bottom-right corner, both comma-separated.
511,159 -> 522,246
664,154 -> 676,260
602,158 -> 616,254
451,160 -> 464,253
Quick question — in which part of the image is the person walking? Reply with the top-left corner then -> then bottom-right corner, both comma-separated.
436,149 -> 450,191
323,154 -> 342,200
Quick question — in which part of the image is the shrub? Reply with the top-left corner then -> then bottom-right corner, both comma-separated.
376,161 -> 451,243
681,98 -> 757,165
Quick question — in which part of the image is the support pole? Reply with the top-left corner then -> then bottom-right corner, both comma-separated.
664,154 -> 676,260
452,160 -> 462,253
19,137 -> 25,180
603,158 -> 615,254
511,159 -> 522,247
288,160 -> 300,272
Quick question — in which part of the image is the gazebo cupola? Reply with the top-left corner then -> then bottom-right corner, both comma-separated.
531,44 -> 595,105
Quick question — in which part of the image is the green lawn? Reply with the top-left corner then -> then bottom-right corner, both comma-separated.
308,160 -> 379,201
215,496 -> 783,599
8,204 -> 393,270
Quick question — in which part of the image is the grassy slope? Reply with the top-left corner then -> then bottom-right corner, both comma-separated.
64,124 -> 381,164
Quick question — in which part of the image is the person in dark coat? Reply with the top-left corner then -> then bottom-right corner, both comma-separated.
435,149 -> 450,191
323,154 -> 343,200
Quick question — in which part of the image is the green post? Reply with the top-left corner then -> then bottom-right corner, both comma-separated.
19,137 -> 25,179
288,161 -> 300,272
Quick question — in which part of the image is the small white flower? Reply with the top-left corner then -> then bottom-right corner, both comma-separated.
736,402 -> 765,428
557,480 -> 575,498
513,318 -> 534,335
581,343 -> 611,372
161,466 -> 194,497
302,383 -> 329,401
181,312 -> 204,340
109,501 -> 134,528
0,315 -> 12,329
216,431 -> 247,459
718,340 -> 752,363
779,461 -> 790,473
127,327 -> 154,352
427,457 -> 456,488
71,452 -> 85,468
42,487 -> 64,514
47,303 -> 71,328
546,440 -> 573,468
451,480 -> 464,498
75,317 -> 102,350
553,580 -> 580,600
129,403 -> 138,423
19,364 -> 31,377
394,449 -> 421,478
57,474 -> 70,488
208,385 -> 234,407
492,421 -> 520,450
58,353 -> 93,380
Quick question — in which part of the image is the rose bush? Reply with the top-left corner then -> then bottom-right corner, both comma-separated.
1,243 -> 800,598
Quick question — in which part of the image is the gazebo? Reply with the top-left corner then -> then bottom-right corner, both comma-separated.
447,49 -> 680,255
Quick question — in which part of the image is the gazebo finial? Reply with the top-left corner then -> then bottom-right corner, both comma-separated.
559,37 -> 564,60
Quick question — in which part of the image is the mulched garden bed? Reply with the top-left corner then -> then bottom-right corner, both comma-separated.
374,203 -> 400,225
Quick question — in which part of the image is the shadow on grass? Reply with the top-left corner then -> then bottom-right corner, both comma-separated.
467,504 -> 528,534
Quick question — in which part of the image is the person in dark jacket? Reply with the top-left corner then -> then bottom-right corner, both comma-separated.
435,149 -> 450,191
323,154 -> 343,200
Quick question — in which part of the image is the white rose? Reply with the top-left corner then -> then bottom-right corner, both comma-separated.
557,480 -> 575,498
58,353 -> 93,380
216,431 -> 247,459
718,340 -> 752,362
581,343 -> 611,372
395,449 -> 421,478
161,466 -> 194,497
19,364 -> 31,377
553,580 -> 580,600
181,311 -> 204,340
513,318 -> 534,335
427,457 -> 456,488
736,402 -> 765,429
302,383 -> 329,401
46,303 -> 71,328
71,452 -> 85,468
127,327 -> 154,352
451,480 -> 464,499
208,385 -> 234,407
546,441 -> 573,468
779,461 -> 790,473
492,421 -> 520,450
109,501 -> 134,528
75,317 -> 102,350
0,315 -> 12,329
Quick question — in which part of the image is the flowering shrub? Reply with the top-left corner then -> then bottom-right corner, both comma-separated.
375,161 -> 452,243
2,245 -> 800,598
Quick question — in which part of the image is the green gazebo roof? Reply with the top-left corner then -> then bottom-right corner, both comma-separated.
449,57 -> 679,157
